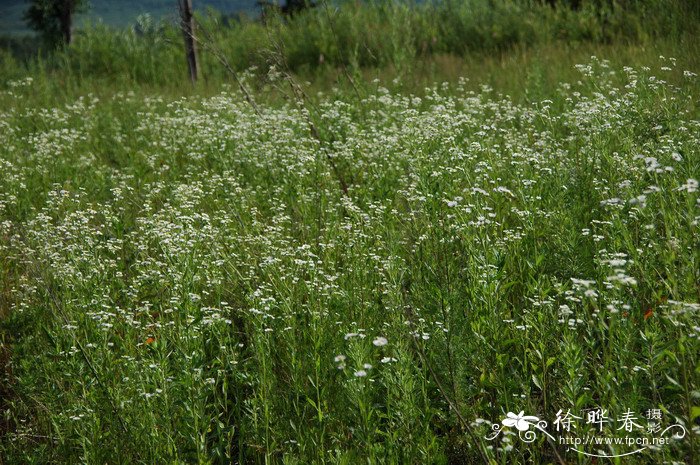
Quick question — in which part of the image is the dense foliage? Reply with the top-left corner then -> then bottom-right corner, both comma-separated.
0,0 -> 698,86
24,0 -> 88,47
1,1 -> 699,463
0,57 -> 698,463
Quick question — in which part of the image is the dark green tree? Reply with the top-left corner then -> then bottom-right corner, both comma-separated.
24,0 -> 87,47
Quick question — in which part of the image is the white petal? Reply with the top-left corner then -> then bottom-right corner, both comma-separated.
502,418 -> 517,427
515,420 -> 530,431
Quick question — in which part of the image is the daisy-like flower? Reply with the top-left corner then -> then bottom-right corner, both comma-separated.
502,411 -> 540,431
373,336 -> 388,346
354,370 -> 367,377
677,178 -> 698,193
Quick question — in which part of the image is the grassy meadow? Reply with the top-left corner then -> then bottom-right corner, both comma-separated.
1,1 -> 699,463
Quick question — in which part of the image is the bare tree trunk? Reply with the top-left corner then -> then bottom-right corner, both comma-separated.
60,0 -> 74,45
178,0 -> 199,84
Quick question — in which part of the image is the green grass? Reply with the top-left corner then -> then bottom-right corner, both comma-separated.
1,54 -> 699,464
1,1 -> 699,464
2,0 -> 698,90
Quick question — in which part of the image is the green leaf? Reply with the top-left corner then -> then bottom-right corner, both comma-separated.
691,406 -> 700,421
664,374 -> 681,388
532,374 -> 542,390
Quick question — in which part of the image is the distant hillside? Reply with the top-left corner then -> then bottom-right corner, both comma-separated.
0,0 -> 260,36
